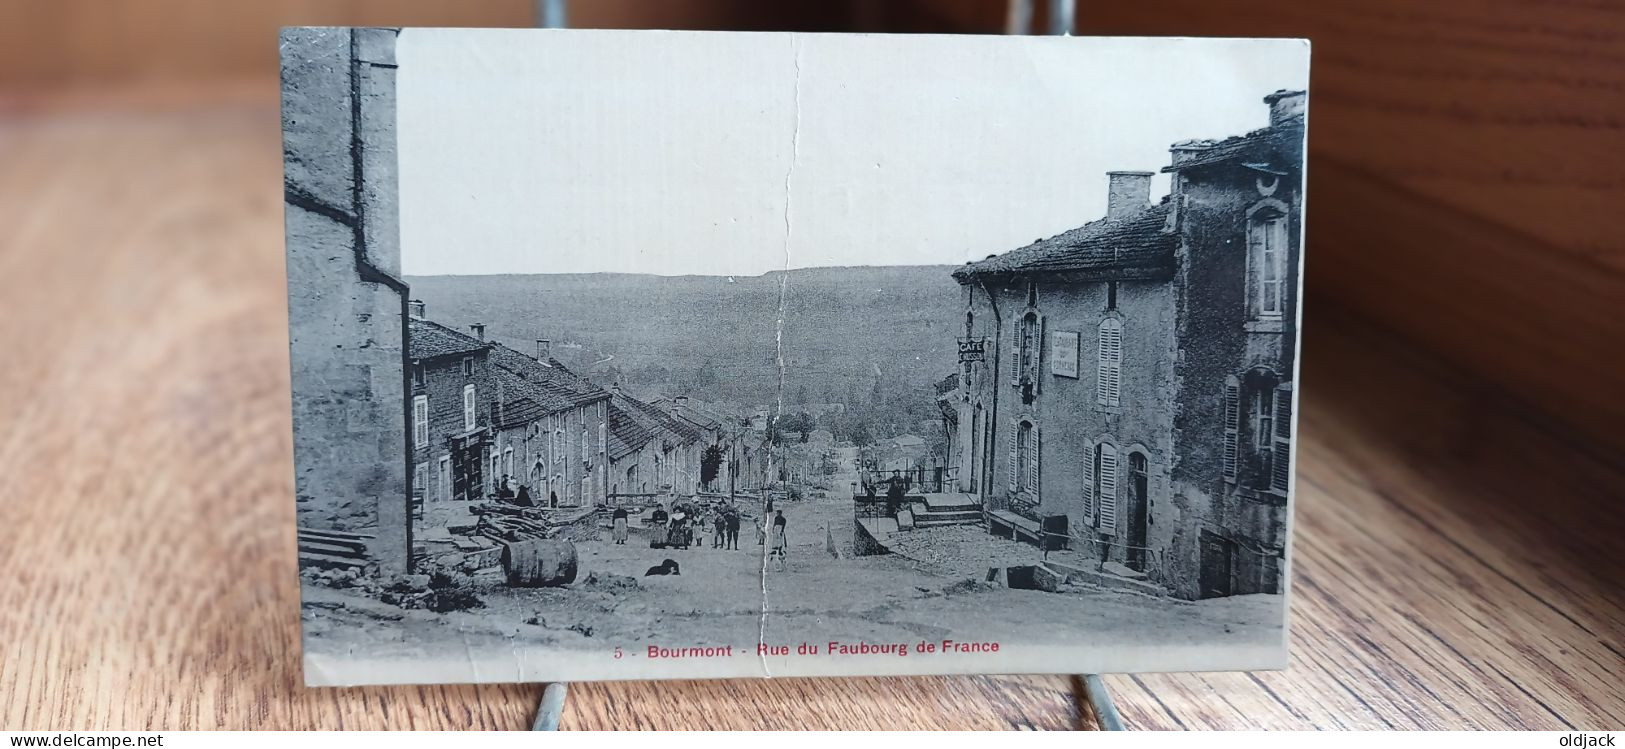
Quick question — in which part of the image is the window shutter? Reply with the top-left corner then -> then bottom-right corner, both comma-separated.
1028,424 -> 1040,500
1010,316 -> 1022,386
1081,441 -> 1095,520
1222,377 -> 1240,482
1034,314 -> 1046,395
413,396 -> 427,447
1247,221 -> 1264,319
1096,319 -> 1122,407
463,385 -> 476,431
1106,322 -> 1121,407
1007,420 -> 1020,490
1098,443 -> 1118,535
1272,382 -> 1293,491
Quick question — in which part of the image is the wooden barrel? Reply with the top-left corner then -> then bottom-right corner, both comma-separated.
500,538 -> 578,587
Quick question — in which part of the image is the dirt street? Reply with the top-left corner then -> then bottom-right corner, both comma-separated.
305,492 -> 1282,670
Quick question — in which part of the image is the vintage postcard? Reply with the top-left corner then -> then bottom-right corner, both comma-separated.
282,28 -> 1309,686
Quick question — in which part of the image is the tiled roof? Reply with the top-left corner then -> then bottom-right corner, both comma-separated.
486,342 -> 610,412
1162,117 -> 1304,174
953,201 -> 1178,281
650,396 -> 723,431
493,396 -> 549,430
408,318 -> 489,360
606,400 -> 653,461
618,391 -> 704,446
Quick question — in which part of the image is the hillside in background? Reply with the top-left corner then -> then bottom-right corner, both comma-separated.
404,267 -> 965,426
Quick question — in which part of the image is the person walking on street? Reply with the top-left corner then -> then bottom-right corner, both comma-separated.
770,509 -> 788,561
724,507 -> 741,550
712,510 -> 726,549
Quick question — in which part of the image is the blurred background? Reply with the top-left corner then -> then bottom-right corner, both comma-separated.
0,0 -> 1619,731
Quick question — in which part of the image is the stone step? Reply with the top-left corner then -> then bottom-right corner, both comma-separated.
916,506 -> 975,519
1042,560 -> 1167,597
298,550 -> 369,571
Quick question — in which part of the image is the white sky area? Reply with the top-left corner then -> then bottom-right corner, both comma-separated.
398,30 -> 1308,277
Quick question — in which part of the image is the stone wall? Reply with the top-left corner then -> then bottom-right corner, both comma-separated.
282,28 -> 409,577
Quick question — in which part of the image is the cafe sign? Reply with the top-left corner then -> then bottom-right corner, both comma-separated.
957,337 -> 987,362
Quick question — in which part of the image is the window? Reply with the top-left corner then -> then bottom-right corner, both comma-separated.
1248,212 -> 1289,320
599,421 -> 607,457
1020,313 -> 1039,379
412,395 -> 427,448
1096,318 -> 1123,408
437,455 -> 451,501
1225,370 -> 1291,491
413,463 -> 426,500
1250,389 -> 1274,461
1012,309 -> 1043,402
411,363 -> 424,388
1107,281 -> 1118,311
503,447 -> 514,479
461,356 -> 474,377
581,425 -> 589,464
1009,420 -> 1037,495
581,475 -> 592,505
462,384 -> 476,431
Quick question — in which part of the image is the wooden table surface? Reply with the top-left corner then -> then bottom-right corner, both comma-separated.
0,85 -> 1619,730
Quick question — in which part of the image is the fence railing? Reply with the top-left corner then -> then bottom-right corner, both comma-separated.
858,465 -> 958,495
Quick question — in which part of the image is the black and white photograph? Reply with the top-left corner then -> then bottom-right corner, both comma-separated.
282,27 -> 1309,686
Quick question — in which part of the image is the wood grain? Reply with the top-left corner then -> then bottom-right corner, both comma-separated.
1086,0 -> 1625,459
0,86 -> 1619,730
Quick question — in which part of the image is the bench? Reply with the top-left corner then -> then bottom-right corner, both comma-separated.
987,510 -> 1043,544
987,511 -> 1070,551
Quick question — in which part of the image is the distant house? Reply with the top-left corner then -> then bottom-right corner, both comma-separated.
806,429 -> 835,446
605,389 -> 706,499
485,338 -> 611,508
410,308 -> 613,508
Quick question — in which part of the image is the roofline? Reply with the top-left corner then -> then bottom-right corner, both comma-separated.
953,264 -> 1176,285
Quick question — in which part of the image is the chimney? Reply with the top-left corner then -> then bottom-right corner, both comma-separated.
536,339 -> 551,361
674,395 -> 688,416
469,323 -> 485,341
1264,89 -> 1306,127
612,381 -> 622,396
408,300 -> 425,319
1106,171 -> 1153,221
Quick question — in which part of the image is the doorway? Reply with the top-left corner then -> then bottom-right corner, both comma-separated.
968,405 -> 982,492
1127,452 -> 1150,571
1199,530 -> 1235,599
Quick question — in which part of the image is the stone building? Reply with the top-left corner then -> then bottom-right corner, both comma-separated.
605,389 -> 706,499
282,28 -> 409,576
407,315 -> 496,504
949,90 -> 1304,600
487,339 -> 612,507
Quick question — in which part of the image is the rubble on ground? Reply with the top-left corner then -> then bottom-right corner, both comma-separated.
883,525 -> 1045,578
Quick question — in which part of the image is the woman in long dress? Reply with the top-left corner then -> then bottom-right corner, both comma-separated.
769,510 -> 788,559
611,507 -> 629,544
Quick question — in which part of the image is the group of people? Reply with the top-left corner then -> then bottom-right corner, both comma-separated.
605,496 -> 788,559
494,474 -> 559,509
